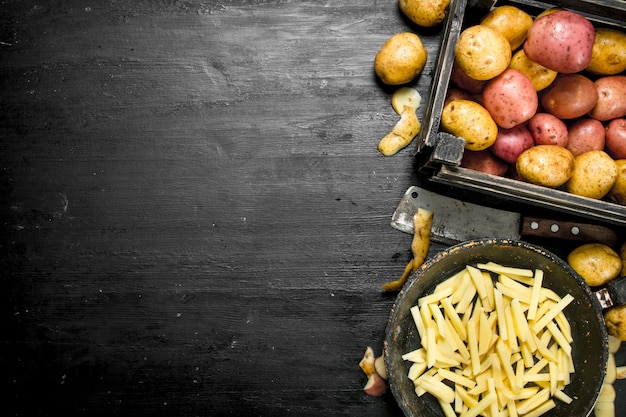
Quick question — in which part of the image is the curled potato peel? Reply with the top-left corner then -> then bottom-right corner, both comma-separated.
378,88 -> 422,156
381,208 -> 433,292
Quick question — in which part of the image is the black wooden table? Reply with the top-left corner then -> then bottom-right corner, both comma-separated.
1,1 -> 624,416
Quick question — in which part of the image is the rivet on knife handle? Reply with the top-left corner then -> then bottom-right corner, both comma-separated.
521,217 -> 618,246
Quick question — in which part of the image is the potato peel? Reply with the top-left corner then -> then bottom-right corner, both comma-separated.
378,87 -> 422,156
382,208 -> 433,292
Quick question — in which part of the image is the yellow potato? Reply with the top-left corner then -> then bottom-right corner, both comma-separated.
441,99 -> 498,151
508,49 -> 558,91
374,32 -> 428,85
399,0 -> 451,28
565,150 -> 618,199
586,28 -> 626,76
607,159 -> 626,205
454,25 -> 511,81
480,5 -> 533,51
568,243 -> 622,287
516,145 -> 574,187
605,305 -> 626,341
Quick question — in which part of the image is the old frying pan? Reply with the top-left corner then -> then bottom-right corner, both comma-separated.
384,239 -> 610,417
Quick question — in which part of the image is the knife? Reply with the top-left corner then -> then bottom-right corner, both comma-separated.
391,186 -> 619,246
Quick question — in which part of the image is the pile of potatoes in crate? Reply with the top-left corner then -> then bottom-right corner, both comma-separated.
373,1 -> 626,206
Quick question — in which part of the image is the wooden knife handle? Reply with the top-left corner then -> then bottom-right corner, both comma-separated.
521,216 -> 619,246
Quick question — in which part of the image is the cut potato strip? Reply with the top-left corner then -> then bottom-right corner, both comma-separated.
442,297 -> 467,341
431,303 -> 449,338
444,318 -> 471,361
410,305 -> 427,340
527,269 -> 544,320
482,271 -> 495,312
555,310 -> 573,343
402,347 -> 425,362
524,400 -> 556,417
546,321 -> 572,356
419,286 -> 454,307
459,392 -> 496,417
517,387 -> 550,415
434,269 -> 466,295
402,262 -> 575,417
417,373 -> 456,403
438,368 -> 477,389
499,274 -> 534,302
496,281 -> 530,305
449,270 -> 472,305
439,399 -> 457,417
456,283 -> 476,315
531,294 -> 574,333
467,314 -> 481,377
476,262 -> 534,277
494,288 -> 508,341
467,266 -> 489,305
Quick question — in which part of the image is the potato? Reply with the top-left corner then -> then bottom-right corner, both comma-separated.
454,25 -> 511,81
450,60 -> 486,94
461,149 -> 508,175
540,74 -> 599,119
566,118 -> 605,157
620,241 -> 626,277
516,145 -> 574,187
523,10 -> 595,74
374,32 -> 427,85
441,99 -> 498,151
586,28 -> 626,76
605,118 -> 626,159
605,305 -> 626,341
588,76 -> 626,121
508,49 -> 558,91
565,150 -> 618,199
482,68 -> 538,128
567,243 -> 622,287
444,86 -> 474,106
480,5 -> 533,51
607,159 -> 626,205
527,113 -> 568,146
399,0 -> 451,28
490,124 -> 534,164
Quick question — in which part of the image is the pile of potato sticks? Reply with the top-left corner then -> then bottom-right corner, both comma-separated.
403,262 -> 575,417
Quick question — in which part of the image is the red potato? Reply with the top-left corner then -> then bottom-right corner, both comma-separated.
523,10 -> 595,74
540,74 -> 599,119
527,113 -> 568,146
606,118 -> 626,159
363,372 -> 388,396
451,60 -> 486,94
490,125 -> 534,164
461,149 -> 508,176
482,68 -> 538,129
508,164 -> 525,181
566,118 -> 605,157
589,76 -> 626,121
445,86 -> 474,106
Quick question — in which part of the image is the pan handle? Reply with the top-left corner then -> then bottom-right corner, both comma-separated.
596,276 -> 626,309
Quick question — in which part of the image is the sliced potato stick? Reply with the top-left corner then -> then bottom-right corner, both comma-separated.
476,262 -> 534,277
527,269 -> 543,320
531,294 -> 574,333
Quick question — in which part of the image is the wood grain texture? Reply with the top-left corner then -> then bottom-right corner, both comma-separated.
1,1 -> 624,416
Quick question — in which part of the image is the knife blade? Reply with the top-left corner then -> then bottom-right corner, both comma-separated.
391,186 -> 619,246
